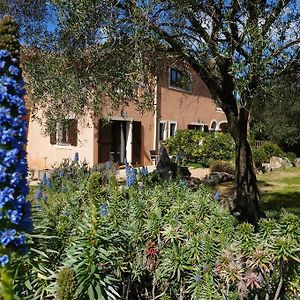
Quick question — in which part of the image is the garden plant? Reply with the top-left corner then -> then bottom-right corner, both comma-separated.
0,16 -> 32,299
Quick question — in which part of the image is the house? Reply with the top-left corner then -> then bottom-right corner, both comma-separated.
26,65 -> 228,170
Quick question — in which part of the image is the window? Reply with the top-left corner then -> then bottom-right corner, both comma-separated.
159,121 -> 167,141
169,67 -> 192,92
210,121 -> 218,131
169,122 -> 177,137
159,121 -> 177,141
50,119 -> 78,146
188,124 -> 203,131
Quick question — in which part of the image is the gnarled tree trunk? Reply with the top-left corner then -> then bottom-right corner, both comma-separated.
225,105 -> 266,224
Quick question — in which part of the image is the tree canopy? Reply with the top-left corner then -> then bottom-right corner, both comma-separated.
2,0 -> 300,223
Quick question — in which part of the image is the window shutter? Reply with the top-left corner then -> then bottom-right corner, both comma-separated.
68,119 -> 78,146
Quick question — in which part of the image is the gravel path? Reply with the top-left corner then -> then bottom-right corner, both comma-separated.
189,167 -> 210,179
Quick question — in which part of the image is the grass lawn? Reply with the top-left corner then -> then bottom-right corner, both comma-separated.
257,167 -> 300,216
216,167 -> 300,216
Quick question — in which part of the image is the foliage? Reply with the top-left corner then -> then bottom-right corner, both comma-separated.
56,268 -> 77,300
12,166 -> 300,299
252,142 -> 285,168
251,70 -> 300,147
6,0 -> 300,222
210,160 -> 235,175
164,130 -> 235,167
0,16 -> 32,300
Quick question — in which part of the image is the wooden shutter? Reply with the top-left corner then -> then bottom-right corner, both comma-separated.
68,119 -> 78,146
132,121 -> 141,165
98,119 -> 111,163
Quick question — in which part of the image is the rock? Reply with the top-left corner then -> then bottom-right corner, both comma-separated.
187,177 -> 201,190
269,156 -> 293,170
295,158 -> 300,166
204,172 -> 235,185
282,157 -> 293,168
156,145 -> 176,180
261,163 -> 271,173
269,156 -> 283,169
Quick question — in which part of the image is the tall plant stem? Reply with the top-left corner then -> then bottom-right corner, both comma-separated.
0,267 -> 13,300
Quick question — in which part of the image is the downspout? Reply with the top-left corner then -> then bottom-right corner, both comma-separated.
153,77 -> 158,151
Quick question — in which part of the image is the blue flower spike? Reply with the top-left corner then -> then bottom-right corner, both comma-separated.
0,46 -> 32,268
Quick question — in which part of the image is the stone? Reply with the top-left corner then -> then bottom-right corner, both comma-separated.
269,156 -> 293,170
295,158 -> 300,166
156,145 -> 176,180
261,163 -> 271,173
203,172 -> 235,185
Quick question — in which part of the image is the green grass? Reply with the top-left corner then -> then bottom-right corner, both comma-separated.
257,167 -> 300,216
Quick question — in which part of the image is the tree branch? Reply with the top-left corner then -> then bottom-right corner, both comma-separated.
262,0 -> 292,36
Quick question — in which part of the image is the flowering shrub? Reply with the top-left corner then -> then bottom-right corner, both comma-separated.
0,46 -> 31,257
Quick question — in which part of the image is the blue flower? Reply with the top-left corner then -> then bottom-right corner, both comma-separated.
0,60 -> 5,69
41,173 -> 47,185
126,164 -> 137,186
59,169 -> 65,178
0,255 -> 9,267
8,65 -> 20,76
61,186 -> 67,193
141,166 -> 148,177
14,233 -> 26,247
0,49 -> 32,260
46,178 -> 52,188
194,275 -> 200,283
73,152 -> 79,163
213,191 -> 221,201
43,195 -> 48,202
0,229 -> 16,247
0,187 -> 15,208
35,186 -> 42,201
6,209 -> 22,224
99,203 -> 108,216
0,50 -> 9,57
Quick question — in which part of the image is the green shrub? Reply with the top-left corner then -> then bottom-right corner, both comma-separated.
261,141 -> 285,159
164,130 -> 235,167
252,142 -> 285,168
209,160 -> 235,174
285,152 -> 297,165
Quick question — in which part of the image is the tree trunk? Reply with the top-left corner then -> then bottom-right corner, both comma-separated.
228,107 -> 266,224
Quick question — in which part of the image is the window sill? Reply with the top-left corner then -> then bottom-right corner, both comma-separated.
54,144 -> 75,150
168,85 -> 192,94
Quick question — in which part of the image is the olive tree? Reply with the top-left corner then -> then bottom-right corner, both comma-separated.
3,0 -> 300,223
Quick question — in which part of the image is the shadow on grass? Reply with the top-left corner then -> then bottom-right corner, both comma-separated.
261,191 -> 300,216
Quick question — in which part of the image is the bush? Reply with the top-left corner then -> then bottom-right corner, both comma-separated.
164,130 -> 235,167
210,160 -> 235,175
285,152 -> 297,165
252,142 -> 285,168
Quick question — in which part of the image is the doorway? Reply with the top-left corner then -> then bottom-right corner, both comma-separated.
98,119 -> 141,165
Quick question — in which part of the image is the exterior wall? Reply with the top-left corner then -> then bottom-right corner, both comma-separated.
27,65 -> 227,171
27,113 -> 97,170
159,67 -> 226,130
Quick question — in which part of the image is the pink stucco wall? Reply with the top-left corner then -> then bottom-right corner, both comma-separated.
159,67 -> 227,129
27,67 -> 227,170
27,114 -> 97,170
